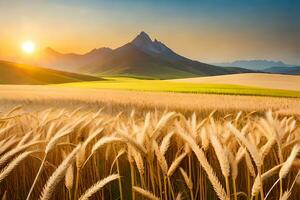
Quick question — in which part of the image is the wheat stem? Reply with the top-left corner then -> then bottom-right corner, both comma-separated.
26,155 -> 46,200
74,169 -> 80,200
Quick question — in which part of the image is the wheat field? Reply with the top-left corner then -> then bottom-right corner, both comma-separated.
1,85 -> 300,116
0,105 -> 299,200
169,73 -> 300,91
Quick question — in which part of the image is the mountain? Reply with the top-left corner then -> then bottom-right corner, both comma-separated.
131,31 -> 187,62
0,60 -> 101,85
39,47 -> 112,72
215,60 -> 291,70
40,32 -> 253,79
263,66 -> 300,75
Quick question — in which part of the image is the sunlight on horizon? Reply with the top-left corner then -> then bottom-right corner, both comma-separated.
21,41 -> 36,54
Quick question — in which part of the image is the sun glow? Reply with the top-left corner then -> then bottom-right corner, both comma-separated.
21,41 -> 36,54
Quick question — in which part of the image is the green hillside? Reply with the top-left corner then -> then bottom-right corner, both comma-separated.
0,60 -> 101,84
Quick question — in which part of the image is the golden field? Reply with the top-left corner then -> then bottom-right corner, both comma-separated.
0,105 -> 299,200
170,73 -> 300,91
0,85 -> 300,200
0,85 -> 300,116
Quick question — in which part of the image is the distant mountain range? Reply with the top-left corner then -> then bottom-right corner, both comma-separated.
214,60 -> 291,70
263,66 -> 300,75
40,47 -> 112,72
39,32 -> 252,79
0,60 -> 100,85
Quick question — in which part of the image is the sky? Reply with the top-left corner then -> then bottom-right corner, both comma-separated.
0,0 -> 300,65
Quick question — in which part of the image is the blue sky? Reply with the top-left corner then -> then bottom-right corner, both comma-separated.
0,0 -> 299,64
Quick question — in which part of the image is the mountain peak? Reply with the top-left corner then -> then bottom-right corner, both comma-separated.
44,47 -> 62,56
86,47 -> 112,54
132,31 -> 153,45
130,31 -> 185,61
132,31 -> 170,53
139,31 -> 151,38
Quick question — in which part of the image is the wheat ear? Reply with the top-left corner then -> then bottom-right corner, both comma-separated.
132,148 -> 145,176
175,192 -> 182,200
0,151 -> 33,183
167,152 -> 187,177
180,167 -> 193,190
45,128 -> 72,154
78,174 -> 119,200
153,141 -> 168,175
160,131 -> 174,156
26,128 -> 72,200
92,136 -> 123,154
152,112 -> 176,139
209,126 -> 230,178
280,191 -> 291,200
117,130 -> 147,154
39,144 -> 81,200
0,141 -> 43,168
133,186 -> 160,200
279,144 -> 300,179
227,123 -> 262,168
176,129 -> 229,200
62,151 -> 74,192
252,164 -> 282,196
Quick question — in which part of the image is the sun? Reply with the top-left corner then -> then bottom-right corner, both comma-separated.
21,41 -> 36,54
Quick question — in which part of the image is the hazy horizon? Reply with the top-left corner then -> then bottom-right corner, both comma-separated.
0,0 -> 300,65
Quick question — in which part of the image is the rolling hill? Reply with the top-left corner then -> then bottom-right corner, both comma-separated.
39,32 -> 253,79
0,60 -> 101,85
169,73 -> 300,91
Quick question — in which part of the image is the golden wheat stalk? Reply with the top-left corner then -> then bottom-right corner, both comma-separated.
167,152 -> 187,177
180,167 -> 193,190
227,123 -> 262,168
151,112 -> 176,139
39,144 -> 81,200
92,135 -> 123,154
117,130 -> 147,154
0,141 -> 43,167
0,151 -> 33,183
208,126 -> 230,178
78,174 -> 119,200
0,136 -> 19,155
251,164 -> 282,197
279,145 -> 300,179
132,147 -> 145,176
17,131 -> 33,146
62,151 -> 74,192
175,192 -> 182,200
133,186 -> 160,200
45,128 -> 72,154
153,141 -> 168,175
176,127 -> 229,200
160,131 -> 174,156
